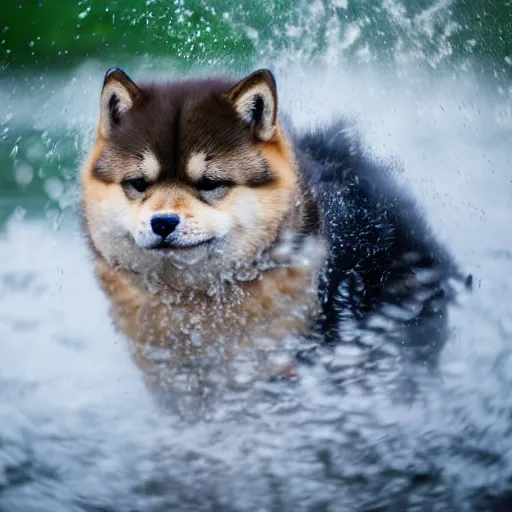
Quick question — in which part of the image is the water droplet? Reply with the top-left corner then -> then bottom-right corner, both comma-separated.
14,162 -> 34,186
78,7 -> 91,20
44,177 -> 64,201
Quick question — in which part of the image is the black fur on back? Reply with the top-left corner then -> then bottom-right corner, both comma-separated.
293,121 -> 458,361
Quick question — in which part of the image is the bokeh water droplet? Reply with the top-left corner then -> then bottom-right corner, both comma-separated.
78,6 -> 91,20
44,177 -> 64,201
14,162 -> 34,186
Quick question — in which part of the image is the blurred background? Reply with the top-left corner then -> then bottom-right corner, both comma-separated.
1,0 -> 511,223
1,1 -> 512,511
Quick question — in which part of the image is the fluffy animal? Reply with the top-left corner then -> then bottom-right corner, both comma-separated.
81,68 -> 456,385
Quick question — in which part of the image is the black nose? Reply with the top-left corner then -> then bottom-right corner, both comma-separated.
150,215 -> 180,238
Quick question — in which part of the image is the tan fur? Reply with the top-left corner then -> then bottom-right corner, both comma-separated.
94,250 -> 322,387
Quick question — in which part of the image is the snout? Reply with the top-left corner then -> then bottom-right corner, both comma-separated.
150,214 -> 180,238
143,213 -> 214,251
134,207 -> 231,255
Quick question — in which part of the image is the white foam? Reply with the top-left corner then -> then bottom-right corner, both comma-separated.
0,61 -> 511,508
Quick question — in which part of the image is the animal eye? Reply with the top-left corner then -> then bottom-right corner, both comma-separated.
195,177 -> 233,191
123,177 -> 149,193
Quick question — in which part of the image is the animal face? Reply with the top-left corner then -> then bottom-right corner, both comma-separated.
82,69 -> 299,274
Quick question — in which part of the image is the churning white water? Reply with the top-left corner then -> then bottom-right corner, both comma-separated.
1,33 -> 511,512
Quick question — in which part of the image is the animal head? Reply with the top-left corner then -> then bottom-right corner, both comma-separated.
82,68 -> 302,276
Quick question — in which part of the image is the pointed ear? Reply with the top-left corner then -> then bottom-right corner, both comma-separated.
99,68 -> 141,138
226,69 -> 278,142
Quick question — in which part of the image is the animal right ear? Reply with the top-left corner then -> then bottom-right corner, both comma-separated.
99,68 -> 141,138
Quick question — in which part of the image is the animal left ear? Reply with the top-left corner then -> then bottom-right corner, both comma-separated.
226,69 -> 278,142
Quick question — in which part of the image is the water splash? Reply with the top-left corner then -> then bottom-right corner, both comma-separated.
1,1 -> 512,508
0,63 -> 511,509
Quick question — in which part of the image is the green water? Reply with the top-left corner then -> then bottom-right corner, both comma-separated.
1,0 -> 511,222
3,0 -> 512,69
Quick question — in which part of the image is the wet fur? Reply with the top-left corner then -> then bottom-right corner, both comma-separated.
82,69 -> 456,385
296,123 -> 456,363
